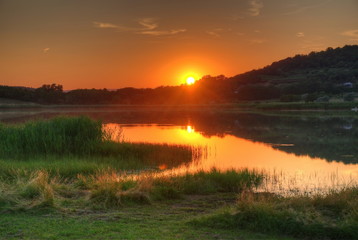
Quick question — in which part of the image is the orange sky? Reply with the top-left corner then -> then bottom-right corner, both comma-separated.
0,0 -> 357,89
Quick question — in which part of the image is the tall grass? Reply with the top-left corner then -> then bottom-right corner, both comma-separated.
0,116 -> 103,157
0,170 -> 57,209
193,187 -> 358,240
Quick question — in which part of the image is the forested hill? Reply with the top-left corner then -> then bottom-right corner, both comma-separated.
229,45 -> 358,100
1,45 -> 357,104
247,45 -> 358,75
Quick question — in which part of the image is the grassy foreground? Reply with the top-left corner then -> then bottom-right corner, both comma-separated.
0,168 -> 268,239
0,194 -> 294,240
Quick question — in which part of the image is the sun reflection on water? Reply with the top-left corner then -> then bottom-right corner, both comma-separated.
104,123 -> 358,195
186,125 -> 194,133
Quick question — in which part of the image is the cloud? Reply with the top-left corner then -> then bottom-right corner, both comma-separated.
248,0 -> 264,16
206,31 -> 220,38
206,28 -> 228,38
93,19 -> 186,36
284,1 -> 332,15
140,29 -> 187,36
93,21 -> 138,31
137,18 -> 158,30
93,22 -> 119,29
341,29 -> 358,41
296,32 -> 305,37
43,48 -> 50,53
206,28 -> 232,38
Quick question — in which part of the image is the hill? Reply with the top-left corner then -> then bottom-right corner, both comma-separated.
0,45 -> 357,104
229,45 -> 358,101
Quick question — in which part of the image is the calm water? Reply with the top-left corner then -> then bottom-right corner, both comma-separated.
1,108 -> 357,193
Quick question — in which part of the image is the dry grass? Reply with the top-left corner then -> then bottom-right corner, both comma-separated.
0,168 -> 263,210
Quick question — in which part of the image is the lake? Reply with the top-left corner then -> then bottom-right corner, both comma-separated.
1,107 -> 357,194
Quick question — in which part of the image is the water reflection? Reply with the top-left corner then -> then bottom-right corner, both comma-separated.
1,108 -> 357,193
109,124 -> 357,194
186,125 -> 195,133
1,109 -> 357,164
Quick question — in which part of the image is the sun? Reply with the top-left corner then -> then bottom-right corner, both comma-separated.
186,76 -> 196,85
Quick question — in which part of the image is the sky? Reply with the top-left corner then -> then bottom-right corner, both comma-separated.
0,0 -> 357,89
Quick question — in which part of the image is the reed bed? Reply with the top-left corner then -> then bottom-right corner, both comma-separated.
0,116 -> 103,157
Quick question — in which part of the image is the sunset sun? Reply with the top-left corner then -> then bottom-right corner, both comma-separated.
186,76 -> 196,85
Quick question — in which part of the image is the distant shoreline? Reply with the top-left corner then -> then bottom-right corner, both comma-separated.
0,101 -> 357,113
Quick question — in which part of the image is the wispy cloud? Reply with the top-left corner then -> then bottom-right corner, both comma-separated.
296,32 -> 305,38
93,18 -> 186,36
93,21 -> 141,31
137,18 -> 158,30
93,22 -> 119,29
284,0 -> 332,15
248,0 -> 264,17
140,29 -> 187,36
341,29 -> 358,41
43,48 -> 50,54
206,30 -> 220,38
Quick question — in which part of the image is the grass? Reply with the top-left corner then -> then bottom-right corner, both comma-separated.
0,169 -> 271,239
193,187 -> 358,240
0,168 -> 264,210
0,116 -> 104,157
0,194 -> 295,240
151,169 -> 263,198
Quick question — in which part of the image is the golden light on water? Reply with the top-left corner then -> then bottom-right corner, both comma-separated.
186,125 -> 195,133
103,123 -> 358,194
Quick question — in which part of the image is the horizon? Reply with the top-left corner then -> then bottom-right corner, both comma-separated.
1,0 -> 357,89
3,44 -> 357,91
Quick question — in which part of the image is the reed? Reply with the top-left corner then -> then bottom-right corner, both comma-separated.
0,116 -> 201,177
0,116 -> 103,157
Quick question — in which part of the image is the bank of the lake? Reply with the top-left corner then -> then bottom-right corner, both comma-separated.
1,97 -> 358,112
